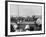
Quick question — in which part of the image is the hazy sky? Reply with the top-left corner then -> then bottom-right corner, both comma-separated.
10,4 -> 42,17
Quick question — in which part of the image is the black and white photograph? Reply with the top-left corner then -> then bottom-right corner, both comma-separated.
6,1 -> 45,36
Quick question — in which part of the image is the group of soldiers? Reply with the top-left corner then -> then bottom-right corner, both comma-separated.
10,15 -> 42,32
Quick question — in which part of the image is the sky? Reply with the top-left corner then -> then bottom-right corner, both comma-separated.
10,4 -> 42,17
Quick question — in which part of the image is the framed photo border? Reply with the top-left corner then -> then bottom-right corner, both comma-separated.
5,1 -> 45,36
